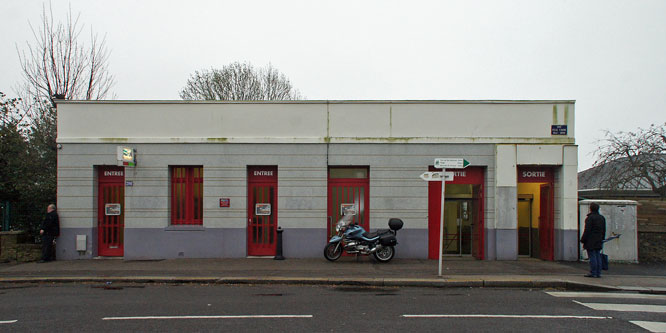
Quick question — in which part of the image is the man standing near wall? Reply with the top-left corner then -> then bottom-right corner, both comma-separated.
38,204 -> 59,263
580,202 -> 606,278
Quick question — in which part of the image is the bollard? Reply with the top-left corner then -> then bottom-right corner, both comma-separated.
274,226 -> 285,260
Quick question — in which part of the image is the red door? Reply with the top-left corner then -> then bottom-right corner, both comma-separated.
98,166 -> 124,257
327,168 -> 369,238
247,166 -> 278,256
539,184 -> 554,261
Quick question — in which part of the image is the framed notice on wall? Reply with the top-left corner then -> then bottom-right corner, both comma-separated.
340,203 -> 357,216
255,203 -> 271,216
105,203 -> 121,216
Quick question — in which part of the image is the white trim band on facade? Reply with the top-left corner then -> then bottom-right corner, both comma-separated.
56,137 -> 576,144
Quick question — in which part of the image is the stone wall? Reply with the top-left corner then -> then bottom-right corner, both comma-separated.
0,231 -> 41,262
638,200 -> 666,262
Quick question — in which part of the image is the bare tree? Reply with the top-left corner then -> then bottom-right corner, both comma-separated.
8,4 -> 115,235
591,123 -> 666,199
180,62 -> 302,101
17,3 -> 114,111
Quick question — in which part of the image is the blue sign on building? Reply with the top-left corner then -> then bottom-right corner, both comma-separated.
551,125 -> 567,135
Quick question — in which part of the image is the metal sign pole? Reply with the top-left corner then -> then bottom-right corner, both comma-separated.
438,168 -> 446,277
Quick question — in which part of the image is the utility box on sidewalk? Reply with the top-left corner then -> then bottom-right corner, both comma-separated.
579,200 -> 638,263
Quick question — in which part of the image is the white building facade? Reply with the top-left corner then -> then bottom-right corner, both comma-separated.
55,100 -> 578,261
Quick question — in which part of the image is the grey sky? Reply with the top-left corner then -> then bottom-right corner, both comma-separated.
1,0 -> 665,171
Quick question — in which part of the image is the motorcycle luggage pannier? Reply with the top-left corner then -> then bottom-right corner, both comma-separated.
380,234 -> 397,246
388,218 -> 403,231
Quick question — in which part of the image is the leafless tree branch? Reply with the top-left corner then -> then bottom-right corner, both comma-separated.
591,123 -> 666,198
16,2 -> 114,111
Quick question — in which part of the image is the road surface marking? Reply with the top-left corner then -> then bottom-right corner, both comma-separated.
630,321 -> 666,332
574,301 -> 666,313
103,315 -> 313,320
0,320 -> 17,324
402,314 -> 611,319
546,291 -> 666,300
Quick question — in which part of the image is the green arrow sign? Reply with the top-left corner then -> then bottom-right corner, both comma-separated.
434,158 -> 470,169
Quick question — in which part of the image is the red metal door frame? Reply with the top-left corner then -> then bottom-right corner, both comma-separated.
539,184 -> 554,261
327,168 -> 370,238
97,166 -> 124,257
427,167 -> 485,260
247,166 -> 278,256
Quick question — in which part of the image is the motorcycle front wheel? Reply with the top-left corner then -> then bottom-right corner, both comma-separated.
373,246 -> 395,262
324,242 -> 343,261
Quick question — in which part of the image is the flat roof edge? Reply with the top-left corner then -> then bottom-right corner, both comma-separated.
55,99 -> 577,105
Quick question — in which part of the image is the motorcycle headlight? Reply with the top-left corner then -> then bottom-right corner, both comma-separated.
336,221 -> 344,232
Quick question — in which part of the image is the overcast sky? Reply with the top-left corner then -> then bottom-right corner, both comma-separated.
1,0 -> 665,171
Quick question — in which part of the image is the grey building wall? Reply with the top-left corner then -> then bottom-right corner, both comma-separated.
57,142 -> 497,260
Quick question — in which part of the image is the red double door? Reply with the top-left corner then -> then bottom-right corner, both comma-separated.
326,168 -> 370,238
98,166 -> 125,257
247,166 -> 278,256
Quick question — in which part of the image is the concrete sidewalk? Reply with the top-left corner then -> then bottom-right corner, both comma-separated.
1,257 -> 665,292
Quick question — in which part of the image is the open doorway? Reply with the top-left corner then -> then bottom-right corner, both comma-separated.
517,167 -> 554,261
428,167 -> 484,259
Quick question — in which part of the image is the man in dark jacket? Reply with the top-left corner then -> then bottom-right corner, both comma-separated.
39,204 -> 60,263
580,202 -> 606,278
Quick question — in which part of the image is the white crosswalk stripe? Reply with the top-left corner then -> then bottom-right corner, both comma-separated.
546,291 -> 666,300
573,300 -> 666,313
546,291 -> 666,332
630,321 -> 666,333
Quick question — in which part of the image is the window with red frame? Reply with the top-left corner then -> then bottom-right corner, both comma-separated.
171,166 -> 203,225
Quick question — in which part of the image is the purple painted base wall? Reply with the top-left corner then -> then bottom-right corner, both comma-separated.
484,228 -> 578,261
57,227 -> 429,260
282,228 -> 428,259
556,229 -> 579,261
124,228 -> 246,260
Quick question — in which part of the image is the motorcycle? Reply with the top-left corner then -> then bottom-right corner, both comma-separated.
324,215 -> 404,263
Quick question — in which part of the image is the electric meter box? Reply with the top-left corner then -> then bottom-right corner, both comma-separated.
579,199 -> 638,263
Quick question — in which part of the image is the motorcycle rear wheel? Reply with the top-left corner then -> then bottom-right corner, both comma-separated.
324,242 -> 343,261
373,246 -> 395,262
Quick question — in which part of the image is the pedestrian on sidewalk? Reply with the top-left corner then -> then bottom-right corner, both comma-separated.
580,202 -> 606,278
38,204 -> 60,263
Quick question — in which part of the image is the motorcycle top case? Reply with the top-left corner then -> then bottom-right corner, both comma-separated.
388,218 -> 403,231
379,234 -> 397,246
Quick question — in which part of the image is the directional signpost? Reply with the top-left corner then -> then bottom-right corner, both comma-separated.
434,158 -> 470,169
421,158 -> 470,276
419,171 -> 454,182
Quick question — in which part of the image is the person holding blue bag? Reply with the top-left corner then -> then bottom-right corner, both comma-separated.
580,202 -> 606,278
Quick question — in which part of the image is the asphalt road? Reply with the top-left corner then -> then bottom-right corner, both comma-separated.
1,283 -> 664,332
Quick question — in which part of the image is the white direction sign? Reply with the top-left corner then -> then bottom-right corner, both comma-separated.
434,158 -> 470,169
419,171 -> 454,182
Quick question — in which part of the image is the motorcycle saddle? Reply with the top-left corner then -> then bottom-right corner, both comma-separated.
362,229 -> 391,239
362,231 -> 379,239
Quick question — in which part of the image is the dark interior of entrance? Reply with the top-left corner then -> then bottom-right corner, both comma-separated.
517,182 -> 553,259
442,184 -> 480,256
517,194 -> 539,258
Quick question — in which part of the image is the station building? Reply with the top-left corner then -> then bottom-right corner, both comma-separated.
55,100 -> 578,261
